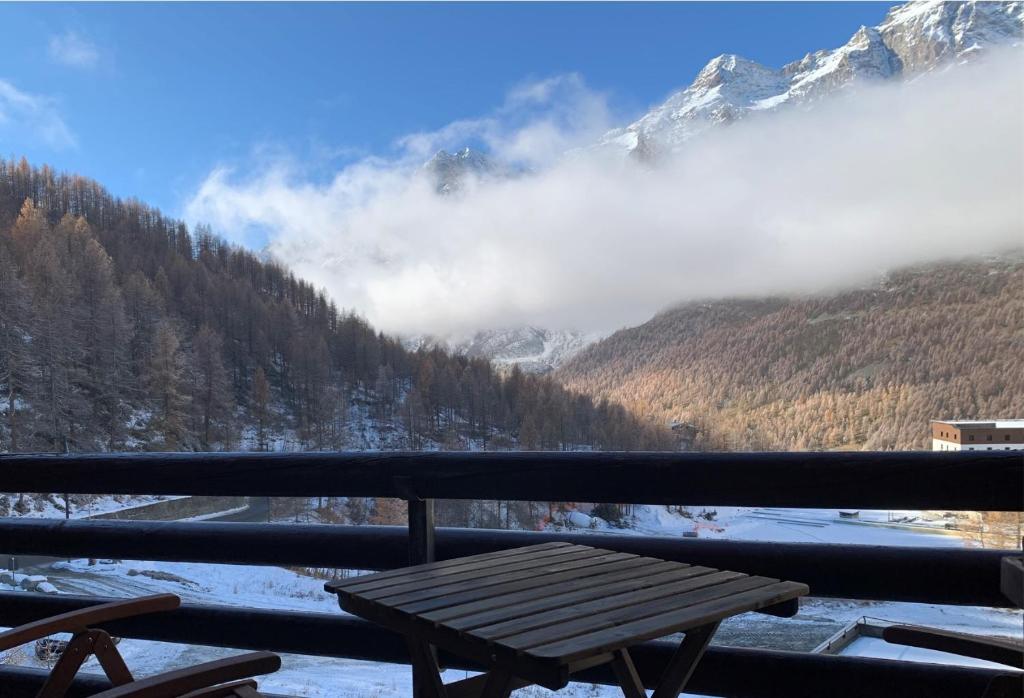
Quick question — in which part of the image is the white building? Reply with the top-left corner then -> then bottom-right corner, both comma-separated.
931,419 -> 1024,451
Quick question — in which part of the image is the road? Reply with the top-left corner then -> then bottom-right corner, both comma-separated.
5,497 -> 272,579
207,496 -> 270,522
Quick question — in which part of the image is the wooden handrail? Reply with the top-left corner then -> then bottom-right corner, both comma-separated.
0,594 -> 180,651
88,653 -> 281,698
0,450 -> 1019,510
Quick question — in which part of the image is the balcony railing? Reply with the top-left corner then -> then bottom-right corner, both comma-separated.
0,450 -> 1021,698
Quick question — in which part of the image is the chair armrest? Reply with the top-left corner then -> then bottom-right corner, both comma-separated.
180,678 -> 260,698
88,652 -> 281,698
883,624 -> 1024,668
0,594 -> 180,651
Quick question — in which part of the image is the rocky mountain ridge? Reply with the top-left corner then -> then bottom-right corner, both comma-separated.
600,0 -> 1023,155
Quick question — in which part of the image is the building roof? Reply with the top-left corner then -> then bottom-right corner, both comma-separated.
931,419 -> 1024,429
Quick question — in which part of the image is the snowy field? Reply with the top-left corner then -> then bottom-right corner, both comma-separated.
2,503 -> 1021,696
5,493 -> 182,520
553,505 -> 968,547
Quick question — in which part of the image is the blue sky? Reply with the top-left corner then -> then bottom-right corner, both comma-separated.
0,2 -> 892,219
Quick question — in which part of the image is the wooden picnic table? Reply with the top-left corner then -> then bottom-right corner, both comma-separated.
326,541 -> 808,698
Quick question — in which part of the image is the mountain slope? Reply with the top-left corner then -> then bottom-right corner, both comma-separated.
557,257 -> 1024,451
0,158 -> 673,454
419,1 -> 1022,370
600,0 -> 1023,155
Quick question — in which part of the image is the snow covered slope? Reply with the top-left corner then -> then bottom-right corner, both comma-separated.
452,327 -> 598,373
600,0 -> 1023,156
405,327 -> 598,374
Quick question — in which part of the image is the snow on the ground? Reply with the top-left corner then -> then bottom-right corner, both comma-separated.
552,504 -> 966,547
842,635 -> 1012,669
180,506 -> 251,522
6,491 -> 187,519
7,494 -> 185,520
47,558 -> 340,612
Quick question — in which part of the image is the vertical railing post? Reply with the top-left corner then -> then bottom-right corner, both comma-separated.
406,497 -> 437,698
407,498 -> 436,566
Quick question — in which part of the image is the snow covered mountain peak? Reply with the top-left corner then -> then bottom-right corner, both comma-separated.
600,0 -> 1023,155
422,147 -> 504,194
692,53 -> 780,87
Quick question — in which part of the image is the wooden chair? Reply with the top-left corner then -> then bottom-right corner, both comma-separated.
0,593 -> 281,698
882,553 -> 1024,697
882,624 -> 1023,669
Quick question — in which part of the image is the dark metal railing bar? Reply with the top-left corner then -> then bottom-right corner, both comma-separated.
1,450 -> 1020,510
0,518 -> 1014,606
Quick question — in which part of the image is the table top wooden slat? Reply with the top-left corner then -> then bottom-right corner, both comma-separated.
328,543 -> 808,672
360,546 -> 608,601
528,580 -> 807,662
379,551 -> 642,611
433,561 -> 696,628
497,573 -> 770,650
396,555 -> 663,617
333,541 -> 574,593
473,569 -> 743,642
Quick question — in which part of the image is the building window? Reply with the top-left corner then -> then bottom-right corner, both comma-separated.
987,447 -> 992,450
987,435 -> 993,441
969,435 -> 975,441
1006,434 -> 1011,441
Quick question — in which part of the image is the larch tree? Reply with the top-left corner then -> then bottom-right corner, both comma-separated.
146,320 -> 190,449
190,325 -> 233,450
0,247 -> 32,452
251,366 -> 271,451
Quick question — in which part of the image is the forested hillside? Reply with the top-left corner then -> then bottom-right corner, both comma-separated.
0,158 -> 673,454
558,258 -> 1024,451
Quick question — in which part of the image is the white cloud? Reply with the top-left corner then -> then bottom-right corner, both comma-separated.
396,74 -> 614,168
186,51 -> 1024,337
0,79 -> 76,149
48,31 -> 100,69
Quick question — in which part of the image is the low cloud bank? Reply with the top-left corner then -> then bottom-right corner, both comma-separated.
186,50 -> 1023,335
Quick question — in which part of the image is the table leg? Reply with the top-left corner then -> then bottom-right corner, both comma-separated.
406,637 -> 448,698
478,668 -> 515,698
610,648 -> 646,698
650,622 -> 720,698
